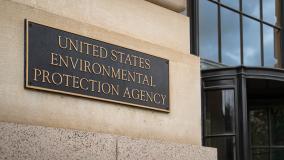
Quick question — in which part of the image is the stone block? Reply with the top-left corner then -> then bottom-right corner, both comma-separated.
0,122 -> 116,160
0,0 -> 201,145
117,136 -> 217,160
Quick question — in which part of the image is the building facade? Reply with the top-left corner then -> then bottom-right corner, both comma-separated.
1,0 -> 282,160
188,0 -> 284,160
0,0 -> 216,160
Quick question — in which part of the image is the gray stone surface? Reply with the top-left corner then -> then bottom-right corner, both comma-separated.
0,122 -> 217,160
117,136 -> 217,160
0,122 -> 116,160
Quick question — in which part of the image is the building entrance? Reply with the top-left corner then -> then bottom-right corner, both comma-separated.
202,67 -> 284,160
247,79 -> 284,160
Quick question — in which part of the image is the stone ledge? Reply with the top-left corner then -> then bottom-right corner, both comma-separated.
0,122 -> 117,160
0,122 -> 216,160
118,136 -> 217,160
146,0 -> 186,12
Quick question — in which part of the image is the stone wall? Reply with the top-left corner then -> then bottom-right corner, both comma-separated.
0,122 -> 216,160
0,0 -> 217,159
0,0 -> 201,145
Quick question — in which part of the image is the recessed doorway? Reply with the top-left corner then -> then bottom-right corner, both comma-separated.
247,79 -> 284,160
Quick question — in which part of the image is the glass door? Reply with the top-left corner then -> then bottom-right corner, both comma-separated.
249,104 -> 284,160
204,89 -> 237,160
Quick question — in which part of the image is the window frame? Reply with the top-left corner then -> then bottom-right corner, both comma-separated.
188,0 -> 284,68
202,79 -> 239,160
201,66 -> 284,160
249,104 -> 284,160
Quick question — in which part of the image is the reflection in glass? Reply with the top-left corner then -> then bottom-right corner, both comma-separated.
272,149 -> 284,160
199,0 -> 218,62
263,25 -> 278,67
263,0 -> 279,25
271,107 -> 284,145
243,0 -> 260,18
221,8 -> 240,66
220,0 -> 239,10
205,90 -> 235,135
206,137 -> 236,160
252,149 -> 269,160
243,17 -> 261,66
249,109 -> 269,146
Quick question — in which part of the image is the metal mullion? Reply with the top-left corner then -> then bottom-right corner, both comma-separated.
281,0 -> 284,68
234,77 -> 240,160
252,146 -> 284,149
260,0 -> 264,66
218,3 -> 222,63
208,0 -> 240,13
239,74 -> 249,160
205,133 -> 236,138
203,85 -> 235,90
208,0 -> 281,30
268,108 -> 272,160
241,13 -> 281,30
201,81 -> 206,145
240,0 -> 243,65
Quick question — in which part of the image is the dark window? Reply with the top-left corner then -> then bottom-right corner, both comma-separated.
204,89 -> 236,160
221,8 -> 241,66
272,149 -> 284,160
243,17 -> 261,66
263,25 -> 281,68
206,137 -> 237,160
262,0 -> 279,25
205,90 -> 235,135
252,149 -> 269,160
249,106 -> 284,160
249,109 -> 269,146
220,0 -> 239,10
243,0 -> 260,18
196,0 -> 283,68
271,107 -> 284,145
199,0 -> 218,62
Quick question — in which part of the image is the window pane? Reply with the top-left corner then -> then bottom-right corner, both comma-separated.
205,137 -> 236,160
271,107 -> 284,145
252,149 -> 269,160
221,8 -> 241,66
199,0 -> 218,62
243,17 -> 261,66
272,149 -> 284,160
243,0 -> 260,18
263,25 -> 279,67
249,109 -> 269,146
205,90 -> 235,135
263,0 -> 279,25
220,0 -> 239,10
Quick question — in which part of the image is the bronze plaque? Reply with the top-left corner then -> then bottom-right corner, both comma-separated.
25,20 -> 169,112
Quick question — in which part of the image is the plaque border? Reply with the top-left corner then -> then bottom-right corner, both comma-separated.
24,19 -> 170,112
